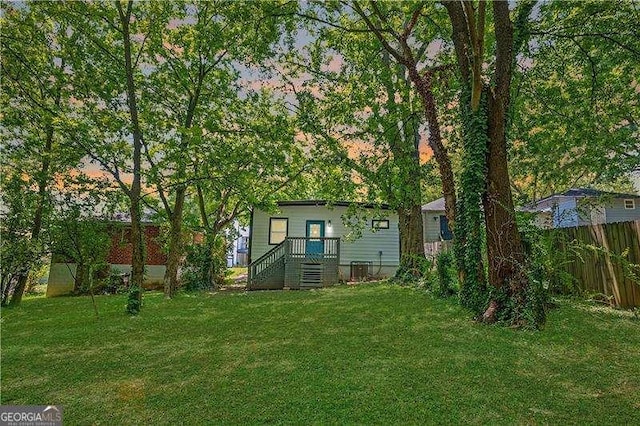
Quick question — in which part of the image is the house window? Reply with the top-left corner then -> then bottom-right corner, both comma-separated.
269,218 -> 288,245
624,199 -> 636,209
372,219 -> 389,229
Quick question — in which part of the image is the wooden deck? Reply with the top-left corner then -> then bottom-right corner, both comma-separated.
248,237 -> 340,290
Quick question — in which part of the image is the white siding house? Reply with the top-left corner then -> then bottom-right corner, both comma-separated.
250,201 -> 399,283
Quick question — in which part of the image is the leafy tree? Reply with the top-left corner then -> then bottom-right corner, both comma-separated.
292,5 -> 433,273
0,173 -> 41,305
345,1 -> 459,229
291,1 -> 467,274
61,1 -> 168,314
191,91 -> 307,289
140,0 -> 299,297
442,1 -> 543,325
0,2 -> 80,305
510,0 -> 640,201
313,1 -> 542,325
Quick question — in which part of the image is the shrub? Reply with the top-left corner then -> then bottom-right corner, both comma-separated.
395,254 -> 433,285
93,268 -> 130,295
181,236 -> 228,292
435,250 -> 458,298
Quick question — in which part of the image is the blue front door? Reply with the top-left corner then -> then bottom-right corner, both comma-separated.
306,220 -> 325,255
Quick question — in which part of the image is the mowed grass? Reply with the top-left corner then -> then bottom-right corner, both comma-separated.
2,283 -> 639,425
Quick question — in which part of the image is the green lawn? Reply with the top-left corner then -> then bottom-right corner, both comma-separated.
2,283 -> 639,425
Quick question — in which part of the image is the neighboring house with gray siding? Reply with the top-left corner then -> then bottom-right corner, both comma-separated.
523,188 -> 640,229
421,198 -> 453,258
248,201 -> 399,289
421,198 -> 452,242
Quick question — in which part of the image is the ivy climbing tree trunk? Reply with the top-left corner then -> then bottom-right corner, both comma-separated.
444,1 -> 542,326
456,89 -> 489,314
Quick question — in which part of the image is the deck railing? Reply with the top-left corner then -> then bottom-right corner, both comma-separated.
248,237 -> 341,289
248,240 -> 287,286
285,237 -> 340,259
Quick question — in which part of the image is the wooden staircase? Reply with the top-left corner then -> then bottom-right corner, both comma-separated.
247,240 -> 287,290
248,237 -> 340,290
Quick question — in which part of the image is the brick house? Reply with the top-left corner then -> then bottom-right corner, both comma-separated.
46,222 -> 168,297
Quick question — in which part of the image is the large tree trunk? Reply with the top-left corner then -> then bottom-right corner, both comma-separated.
397,204 -> 425,272
485,83 -> 525,296
481,4 -> 528,321
163,186 -> 186,298
482,109 -> 528,319
441,1 -> 543,326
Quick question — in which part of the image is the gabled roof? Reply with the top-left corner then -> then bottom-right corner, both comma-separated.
421,197 -> 445,212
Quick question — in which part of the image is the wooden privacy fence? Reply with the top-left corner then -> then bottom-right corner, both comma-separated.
549,220 -> 640,308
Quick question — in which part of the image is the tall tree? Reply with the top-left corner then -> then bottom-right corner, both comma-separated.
510,0 -> 640,201
292,6 -> 433,272
294,1 -> 461,272
64,1 -> 165,314
0,2 -> 79,305
347,1 -> 458,230
321,1 -> 543,325
141,1 -> 298,297
443,1 -> 542,324
191,91 -> 308,288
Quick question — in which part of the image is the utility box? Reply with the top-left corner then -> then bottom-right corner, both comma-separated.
350,261 -> 372,281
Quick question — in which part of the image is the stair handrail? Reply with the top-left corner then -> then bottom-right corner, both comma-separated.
248,239 -> 288,283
